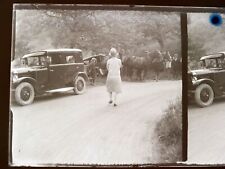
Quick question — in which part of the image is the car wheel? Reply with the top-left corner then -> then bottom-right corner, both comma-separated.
15,82 -> 35,106
73,76 -> 86,95
195,83 -> 214,107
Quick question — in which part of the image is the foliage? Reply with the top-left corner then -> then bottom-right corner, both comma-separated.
13,8 -> 181,60
153,97 -> 182,163
188,13 -> 225,70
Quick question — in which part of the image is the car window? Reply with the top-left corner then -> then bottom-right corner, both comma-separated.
21,58 -> 27,66
59,55 -> 67,64
66,55 -> 75,63
47,53 -> 82,64
46,56 -> 52,64
27,57 -> 40,66
49,55 -> 61,64
205,59 -> 217,68
74,53 -> 83,63
218,57 -> 225,68
40,56 -> 47,66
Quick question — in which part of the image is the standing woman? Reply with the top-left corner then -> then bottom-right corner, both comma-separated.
106,48 -> 122,107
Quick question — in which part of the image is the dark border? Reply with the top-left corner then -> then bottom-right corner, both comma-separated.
0,1 -> 12,169
13,3 -> 225,13
180,12 -> 188,164
8,0 -> 225,8
1,1 -> 225,169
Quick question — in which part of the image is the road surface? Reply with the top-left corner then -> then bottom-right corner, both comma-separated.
187,98 -> 225,164
11,80 -> 181,166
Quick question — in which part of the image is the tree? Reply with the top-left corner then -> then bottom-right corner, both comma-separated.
14,6 -> 181,60
188,13 -> 225,69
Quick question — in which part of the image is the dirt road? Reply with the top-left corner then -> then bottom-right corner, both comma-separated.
187,98 -> 225,164
11,80 -> 181,166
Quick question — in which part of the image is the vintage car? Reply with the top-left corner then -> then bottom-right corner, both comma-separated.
11,49 -> 88,106
188,52 -> 225,107
83,54 -> 107,76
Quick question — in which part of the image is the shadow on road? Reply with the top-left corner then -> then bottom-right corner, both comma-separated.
11,92 -> 76,107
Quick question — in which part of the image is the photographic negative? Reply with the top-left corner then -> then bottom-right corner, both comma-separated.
187,12 -> 225,164
10,4 -> 183,166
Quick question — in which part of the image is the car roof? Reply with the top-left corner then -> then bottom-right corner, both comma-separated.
22,48 -> 82,58
200,52 -> 225,60
83,54 -> 106,61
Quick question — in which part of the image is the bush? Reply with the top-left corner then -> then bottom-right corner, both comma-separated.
152,97 -> 182,163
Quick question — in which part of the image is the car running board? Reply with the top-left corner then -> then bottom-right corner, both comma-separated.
46,87 -> 74,93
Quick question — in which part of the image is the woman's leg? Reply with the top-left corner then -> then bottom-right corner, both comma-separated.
108,92 -> 113,103
113,93 -> 118,106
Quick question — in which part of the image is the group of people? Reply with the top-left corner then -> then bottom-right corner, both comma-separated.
171,54 -> 182,79
163,52 -> 182,79
87,48 -> 181,107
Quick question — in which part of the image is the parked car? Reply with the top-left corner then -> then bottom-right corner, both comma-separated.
83,54 -> 107,76
11,49 -> 88,106
188,52 -> 225,107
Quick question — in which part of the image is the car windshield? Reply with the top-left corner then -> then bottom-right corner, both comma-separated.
202,57 -> 225,69
24,56 -> 47,67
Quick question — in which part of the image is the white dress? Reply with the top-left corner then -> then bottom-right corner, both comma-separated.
106,57 -> 122,93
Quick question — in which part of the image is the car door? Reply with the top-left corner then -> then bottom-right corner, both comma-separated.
63,54 -> 84,85
214,57 -> 225,93
35,56 -> 49,91
48,55 -> 67,89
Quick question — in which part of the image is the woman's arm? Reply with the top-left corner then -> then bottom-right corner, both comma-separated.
119,59 -> 122,68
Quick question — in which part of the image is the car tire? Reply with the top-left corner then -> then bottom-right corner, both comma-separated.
73,76 -> 86,95
15,82 -> 35,106
195,83 -> 214,107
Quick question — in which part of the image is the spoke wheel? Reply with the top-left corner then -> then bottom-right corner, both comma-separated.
195,83 -> 214,107
74,76 -> 86,95
200,88 -> 210,103
15,82 -> 35,106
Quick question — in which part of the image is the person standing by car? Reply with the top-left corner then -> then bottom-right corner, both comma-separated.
171,53 -> 181,79
106,48 -> 122,107
88,57 -> 97,85
220,57 -> 225,68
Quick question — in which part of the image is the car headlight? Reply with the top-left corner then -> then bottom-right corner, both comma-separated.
192,75 -> 197,83
12,73 -> 18,82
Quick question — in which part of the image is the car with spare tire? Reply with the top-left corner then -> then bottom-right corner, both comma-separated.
11,48 -> 88,106
188,52 -> 225,107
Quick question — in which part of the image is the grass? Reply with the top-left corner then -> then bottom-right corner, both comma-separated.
152,97 -> 182,163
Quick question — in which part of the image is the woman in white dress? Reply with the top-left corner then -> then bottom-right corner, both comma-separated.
106,48 -> 122,106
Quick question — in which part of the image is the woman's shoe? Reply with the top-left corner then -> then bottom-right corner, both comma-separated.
113,103 -> 117,107
109,100 -> 113,104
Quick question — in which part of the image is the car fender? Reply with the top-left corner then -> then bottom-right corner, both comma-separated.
13,77 -> 37,89
192,78 -> 215,90
76,72 -> 88,81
